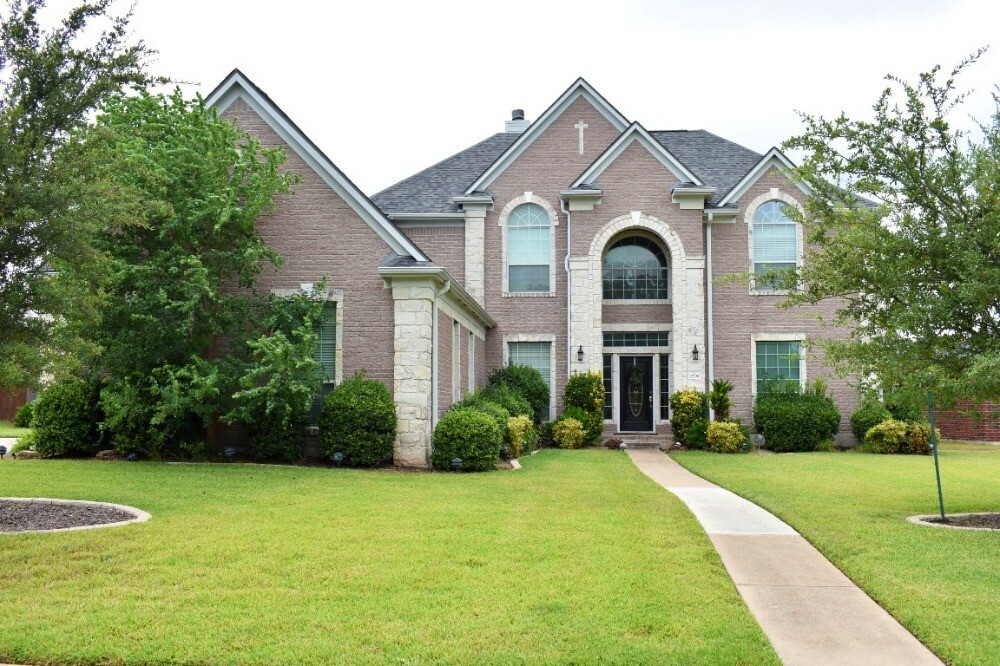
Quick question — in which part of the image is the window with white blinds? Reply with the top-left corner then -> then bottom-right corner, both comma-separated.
507,203 -> 551,292
752,201 -> 798,291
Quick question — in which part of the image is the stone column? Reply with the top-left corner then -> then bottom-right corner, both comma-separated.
681,257 -> 708,391
463,205 -> 488,305
390,282 -> 436,467
569,255 -> 600,375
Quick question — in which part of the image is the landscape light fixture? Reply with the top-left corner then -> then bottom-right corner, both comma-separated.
333,451 -> 344,466
452,457 -> 463,471
0,445 -> 6,459
500,446 -> 509,461
224,446 -> 236,461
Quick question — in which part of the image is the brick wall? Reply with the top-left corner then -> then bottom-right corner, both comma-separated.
403,226 -> 465,284
936,401 -> 1000,441
437,309 -> 453,419
602,303 -> 673,325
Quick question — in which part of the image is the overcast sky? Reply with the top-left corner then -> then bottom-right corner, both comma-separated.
46,0 -> 1000,193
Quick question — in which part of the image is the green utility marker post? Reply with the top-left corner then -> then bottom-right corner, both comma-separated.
927,392 -> 946,520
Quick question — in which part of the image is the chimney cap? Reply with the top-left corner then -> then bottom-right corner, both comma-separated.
511,109 -> 525,121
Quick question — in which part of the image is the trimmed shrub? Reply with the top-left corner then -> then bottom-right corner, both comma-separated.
669,388 -> 708,445
560,405 -> 602,443
565,372 -> 604,414
31,378 -> 104,457
319,374 -> 396,466
475,401 -> 511,445
553,417 -> 585,449
905,422 -> 939,455
488,365 -> 549,422
249,416 -> 305,463
863,418 -> 909,454
753,391 -> 840,452
477,384 -> 534,421
507,414 -> 536,458
707,379 -> 734,421
432,408 -> 501,471
707,420 -> 745,454
850,401 -> 892,442
685,418 -> 710,450
13,402 -> 33,428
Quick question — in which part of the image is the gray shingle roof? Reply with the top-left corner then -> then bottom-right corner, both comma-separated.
372,133 -> 519,217
372,128 -> 762,216
649,130 -> 762,206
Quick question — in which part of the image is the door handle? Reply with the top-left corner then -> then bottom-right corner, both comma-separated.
648,394 -> 653,407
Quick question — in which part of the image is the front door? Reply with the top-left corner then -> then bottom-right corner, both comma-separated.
619,356 -> 654,432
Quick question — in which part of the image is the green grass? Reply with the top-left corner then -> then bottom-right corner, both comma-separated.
0,450 -> 778,665
674,441 -> 1000,666
0,420 -> 30,437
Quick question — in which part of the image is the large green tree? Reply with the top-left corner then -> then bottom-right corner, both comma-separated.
0,0 -> 159,388
86,90 -> 316,457
783,50 -> 1000,408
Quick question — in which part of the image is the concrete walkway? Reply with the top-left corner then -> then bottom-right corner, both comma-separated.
628,449 -> 942,666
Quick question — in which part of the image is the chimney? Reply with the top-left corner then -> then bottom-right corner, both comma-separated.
505,108 -> 529,134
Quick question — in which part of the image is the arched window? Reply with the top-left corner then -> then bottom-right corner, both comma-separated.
752,201 -> 798,292
506,203 -> 551,293
602,236 -> 669,300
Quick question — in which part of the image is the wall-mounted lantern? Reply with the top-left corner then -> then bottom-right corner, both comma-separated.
692,345 -> 700,361
577,346 -> 585,362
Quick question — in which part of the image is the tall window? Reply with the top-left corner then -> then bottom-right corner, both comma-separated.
507,203 -> 551,292
755,340 -> 801,394
752,201 -> 798,292
311,301 -> 337,422
602,236 -> 669,300
602,354 -> 613,420
508,341 -> 551,419
659,354 -> 670,420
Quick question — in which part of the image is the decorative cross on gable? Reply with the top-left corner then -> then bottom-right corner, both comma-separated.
574,120 -> 588,155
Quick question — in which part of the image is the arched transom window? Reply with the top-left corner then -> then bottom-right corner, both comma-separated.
752,201 -> 798,291
602,236 -> 669,300
507,203 -> 551,293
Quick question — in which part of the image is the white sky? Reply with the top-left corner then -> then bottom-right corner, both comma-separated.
42,0 -> 1000,193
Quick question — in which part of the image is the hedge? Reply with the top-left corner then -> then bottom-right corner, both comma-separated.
850,401 -> 892,442
319,374 -> 396,466
432,408 -> 501,471
753,391 -> 840,452
669,388 -> 707,445
553,418 -> 585,449
707,421 -> 745,454
31,378 -> 104,457
488,365 -> 549,422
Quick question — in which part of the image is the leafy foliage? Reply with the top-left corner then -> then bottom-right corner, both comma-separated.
863,419 -> 910,454
753,384 -> 840,452
319,374 -> 396,467
477,384 -> 534,421
0,0 -> 163,388
685,418 -> 710,450
708,379 -> 734,421
13,402 -> 33,428
431,408 -> 501,472
552,418 -> 585,450
707,421 -> 745,454
565,372 -> 604,414
488,365 -> 549,423
560,405 -> 602,444
782,50 -> 1000,410
850,401 -> 893,442
506,415 -> 536,458
669,388 -> 707,445
31,377 -> 103,456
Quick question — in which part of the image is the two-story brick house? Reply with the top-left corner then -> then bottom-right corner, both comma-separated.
206,70 -> 858,467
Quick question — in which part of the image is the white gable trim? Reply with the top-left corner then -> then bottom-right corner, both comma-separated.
463,78 -> 630,195
571,122 -> 704,188
716,147 -> 811,207
205,70 -> 428,262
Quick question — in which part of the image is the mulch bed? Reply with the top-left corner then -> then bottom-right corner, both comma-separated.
926,513 -> 1000,530
0,500 -> 135,533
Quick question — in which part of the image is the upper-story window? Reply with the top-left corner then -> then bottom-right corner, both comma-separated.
752,201 -> 799,292
602,236 -> 669,300
507,203 -> 551,293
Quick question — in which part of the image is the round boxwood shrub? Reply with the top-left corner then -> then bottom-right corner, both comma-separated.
669,388 -> 707,445
488,365 -> 549,423
850,401 -> 892,442
474,401 -> 511,445
319,374 -> 396,466
478,383 -> 534,421
863,418 -> 909,454
432,408 -> 501,471
13,402 -> 34,428
707,420 -> 745,454
753,392 -> 840,452
553,417 -> 585,449
32,378 -> 104,457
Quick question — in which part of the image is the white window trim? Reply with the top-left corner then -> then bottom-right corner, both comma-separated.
452,321 -> 461,405
272,285 -> 344,385
746,189 -> 804,296
467,331 -> 476,393
503,333 -> 557,419
499,193 -> 560,298
750,333 -> 807,398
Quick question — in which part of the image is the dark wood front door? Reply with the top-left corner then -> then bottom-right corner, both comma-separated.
619,356 -> 654,432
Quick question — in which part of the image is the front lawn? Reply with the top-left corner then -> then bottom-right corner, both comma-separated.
0,451 -> 778,665
0,420 -> 30,438
674,441 -> 1000,666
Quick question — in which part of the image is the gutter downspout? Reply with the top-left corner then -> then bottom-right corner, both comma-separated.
706,220 -> 715,419
432,279 -> 452,431
561,198 -> 573,379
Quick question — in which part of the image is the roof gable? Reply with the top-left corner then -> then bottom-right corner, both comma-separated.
463,78 -> 630,195
571,122 -> 704,188
205,69 -> 428,261
716,147 -> 810,207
